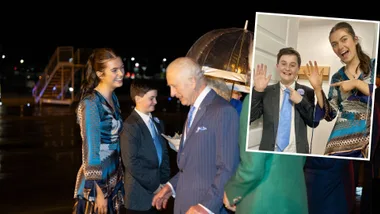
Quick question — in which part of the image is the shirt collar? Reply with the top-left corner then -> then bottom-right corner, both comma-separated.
134,108 -> 152,124
192,86 -> 211,109
280,81 -> 295,91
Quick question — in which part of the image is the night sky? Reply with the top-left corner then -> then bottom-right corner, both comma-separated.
1,6 -> 379,70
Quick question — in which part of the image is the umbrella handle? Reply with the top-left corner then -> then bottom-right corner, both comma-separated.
230,82 -> 235,99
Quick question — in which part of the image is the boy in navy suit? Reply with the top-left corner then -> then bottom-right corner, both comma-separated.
120,80 -> 170,214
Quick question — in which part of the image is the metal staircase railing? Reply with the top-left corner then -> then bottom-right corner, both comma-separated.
32,47 -> 91,105
32,47 -> 74,104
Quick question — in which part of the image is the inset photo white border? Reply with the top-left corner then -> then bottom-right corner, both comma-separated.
245,11 -> 380,161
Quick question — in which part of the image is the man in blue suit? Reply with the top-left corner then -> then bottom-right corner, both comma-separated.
152,57 -> 240,214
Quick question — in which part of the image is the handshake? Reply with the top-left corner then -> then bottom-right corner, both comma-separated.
161,132 -> 182,152
153,184 -> 165,194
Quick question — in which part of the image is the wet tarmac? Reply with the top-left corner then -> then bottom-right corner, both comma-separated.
0,96 -> 185,213
0,94 -> 376,213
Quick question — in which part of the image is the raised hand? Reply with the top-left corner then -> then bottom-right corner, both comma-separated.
253,63 -> 271,92
305,61 -> 324,91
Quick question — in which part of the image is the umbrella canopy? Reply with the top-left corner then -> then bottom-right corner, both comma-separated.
186,22 -> 254,94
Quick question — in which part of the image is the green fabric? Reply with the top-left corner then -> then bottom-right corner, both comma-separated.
224,94 -> 309,214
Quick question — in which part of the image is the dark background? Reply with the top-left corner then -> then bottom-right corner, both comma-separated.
0,4 -> 379,214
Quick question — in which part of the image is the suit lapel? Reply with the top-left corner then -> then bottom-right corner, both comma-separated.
177,124 -> 186,164
179,122 -> 186,150
187,106 -> 206,138
272,83 -> 280,139
182,89 -> 215,150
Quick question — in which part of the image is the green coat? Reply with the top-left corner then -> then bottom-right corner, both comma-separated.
224,94 -> 309,214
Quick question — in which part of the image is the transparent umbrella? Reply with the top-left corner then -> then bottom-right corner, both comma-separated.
186,21 -> 254,95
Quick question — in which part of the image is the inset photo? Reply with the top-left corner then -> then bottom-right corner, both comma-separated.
246,12 -> 379,161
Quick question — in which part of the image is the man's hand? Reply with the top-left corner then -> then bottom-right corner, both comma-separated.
185,205 -> 209,214
152,184 -> 172,210
153,184 -> 164,194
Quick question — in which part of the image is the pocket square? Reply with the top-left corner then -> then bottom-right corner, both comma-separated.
196,126 -> 207,133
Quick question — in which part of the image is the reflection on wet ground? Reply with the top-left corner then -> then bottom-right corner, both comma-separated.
0,97 -> 185,213
0,95 -> 374,213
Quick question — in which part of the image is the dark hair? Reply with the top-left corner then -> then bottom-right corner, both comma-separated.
329,22 -> 371,76
277,47 -> 301,67
130,80 -> 157,103
79,48 -> 119,100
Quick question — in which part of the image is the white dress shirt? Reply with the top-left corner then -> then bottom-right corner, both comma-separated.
134,108 -> 157,137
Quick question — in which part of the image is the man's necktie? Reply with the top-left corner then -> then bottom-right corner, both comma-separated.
149,118 -> 162,166
276,88 -> 292,152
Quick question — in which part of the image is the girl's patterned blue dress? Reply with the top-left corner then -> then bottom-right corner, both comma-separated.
73,90 -> 124,213
316,58 -> 376,158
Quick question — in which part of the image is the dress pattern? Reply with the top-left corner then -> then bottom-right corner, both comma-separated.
319,59 -> 376,157
74,90 -> 124,211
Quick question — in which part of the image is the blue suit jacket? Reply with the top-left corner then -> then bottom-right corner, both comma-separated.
169,89 -> 240,214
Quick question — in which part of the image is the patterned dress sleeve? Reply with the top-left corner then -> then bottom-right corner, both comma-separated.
314,73 -> 340,122
77,97 -> 108,198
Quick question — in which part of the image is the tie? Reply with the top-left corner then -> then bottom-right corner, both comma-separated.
149,118 -> 162,166
186,106 -> 196,136
276,88 -> 292,152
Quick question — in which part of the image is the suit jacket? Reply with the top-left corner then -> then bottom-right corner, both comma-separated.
169,89 -> 240,214
225,94 -> 308,214
120,110 -> 170,211
251,82 -> 319,153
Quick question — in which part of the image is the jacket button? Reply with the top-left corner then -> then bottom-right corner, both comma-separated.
180,169 -> 183,173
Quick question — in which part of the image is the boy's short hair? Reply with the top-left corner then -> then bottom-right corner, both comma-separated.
277,47 -> 301,67
130,80 -> 157,103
